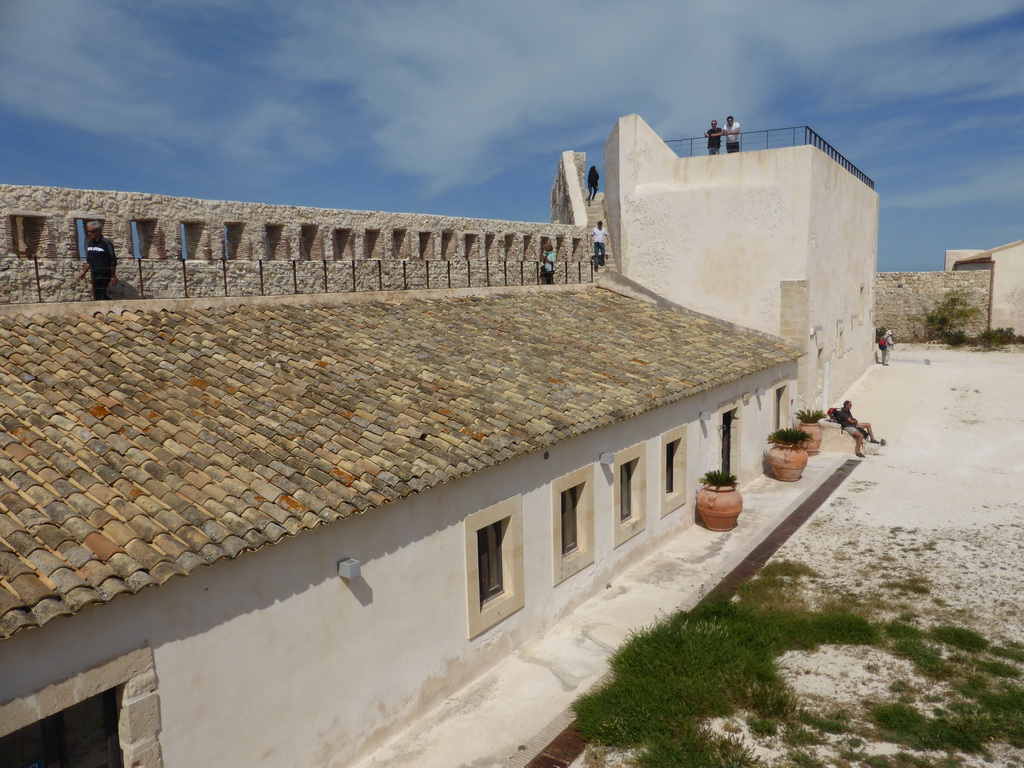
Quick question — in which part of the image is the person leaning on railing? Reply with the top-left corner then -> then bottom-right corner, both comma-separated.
724,116 -> 741,153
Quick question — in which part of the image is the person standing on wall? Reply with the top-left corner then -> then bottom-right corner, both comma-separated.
587,166 -> 600,202
878,329 -> 895,365
704,120 -> 723,155
590,221 -> 609,270
77,221 -> 118,300
724,115 -> 741,153
541,244 -> 556,285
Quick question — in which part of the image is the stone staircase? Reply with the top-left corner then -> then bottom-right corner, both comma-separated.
584,192 -> 617,272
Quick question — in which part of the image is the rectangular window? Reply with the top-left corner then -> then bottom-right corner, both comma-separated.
665,439 -> 678,494
0,688 -> 123,768
613,443 -> 647,548
560,484 -> 581,556
477,520 -> 504,604
551,467 -> 595,585
465,496 -> 524,638
661,425 -> 687,517
619,460 -> 636,522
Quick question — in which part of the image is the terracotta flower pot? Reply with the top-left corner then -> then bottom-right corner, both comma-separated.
799,421 -> 823,455
767,445 -> 808,482
695,485 -> 743,531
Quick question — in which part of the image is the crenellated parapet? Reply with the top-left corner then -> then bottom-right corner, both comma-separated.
0,184 -> 590,304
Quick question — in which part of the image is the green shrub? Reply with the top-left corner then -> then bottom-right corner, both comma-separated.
921,291 -> 981,343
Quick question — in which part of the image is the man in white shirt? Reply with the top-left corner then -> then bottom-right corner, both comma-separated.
724,115 -> 741,153
590,221 -> 609,270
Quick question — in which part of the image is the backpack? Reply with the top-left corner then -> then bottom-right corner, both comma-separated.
878,338 -> 887,349
827,407 -> 837,422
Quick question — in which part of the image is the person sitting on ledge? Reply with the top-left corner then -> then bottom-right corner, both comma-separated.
833,400 -> 880,458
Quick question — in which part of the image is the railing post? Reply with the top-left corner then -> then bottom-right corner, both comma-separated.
292,260 -> 298,295
258,259 -> 264,296
323,258 -> 328,294
402,260 -> 407,290
351,259 -> 356,292
33,256 -> 41,303
183,258 -> 189,299
138,258 -> 145,300
222,257 -> 228,297
426,259 -> 430,290
377,259 -> 382,291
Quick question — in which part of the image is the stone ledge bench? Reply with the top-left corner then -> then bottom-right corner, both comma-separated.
819,420 -> 880,456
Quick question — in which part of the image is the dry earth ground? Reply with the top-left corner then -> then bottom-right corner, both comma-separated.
584,345 -> 1024,768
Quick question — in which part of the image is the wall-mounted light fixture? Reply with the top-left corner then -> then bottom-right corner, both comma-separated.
699,411 -> 713,422
813,325 -> 823,335
598,452 -> 615,465
337,558 -> 362,580
755,387 -> 767,397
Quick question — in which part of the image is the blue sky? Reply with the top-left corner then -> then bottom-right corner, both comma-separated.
2,1 -> 1022,272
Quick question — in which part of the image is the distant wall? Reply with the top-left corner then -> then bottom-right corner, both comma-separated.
1,185 -> 589,305
874,271 -> 990,339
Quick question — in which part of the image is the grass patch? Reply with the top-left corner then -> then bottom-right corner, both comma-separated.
929,625 -> 989,652
992,645 -> 1024,663
572,561 -> 1024,766
892,637 -> 953,679
573,598 -> 874,765
799,708 -> 852,734
882,577 -> 931,595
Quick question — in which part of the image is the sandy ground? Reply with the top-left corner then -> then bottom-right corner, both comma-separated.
584,344 -> 1024,767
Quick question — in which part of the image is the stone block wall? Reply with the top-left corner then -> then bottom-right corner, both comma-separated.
550,151 -> 587,226
874,270 -> 990,340
1,185 -> 589,305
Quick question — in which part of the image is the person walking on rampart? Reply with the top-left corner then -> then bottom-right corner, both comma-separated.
724,115 -> 741,153
587,166 -> 600,202
590,221 -> 609,270
77,221 -> 118,300
704,120 -> 723,155
878,329 -> 895,365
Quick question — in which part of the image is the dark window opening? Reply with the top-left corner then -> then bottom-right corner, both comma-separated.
620,459 -> 636,522
721,409 -> 736,474
665,439 -> 680,494
560,484 -> 582,556
0,688 -> 123,768
477,520 -> 505,604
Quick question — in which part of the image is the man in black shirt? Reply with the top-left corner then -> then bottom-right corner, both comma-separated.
704,120 -> 723,155
77,221 -> 118,300
833,400 -> 879,457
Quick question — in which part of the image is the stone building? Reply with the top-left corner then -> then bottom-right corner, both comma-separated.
0,113 -> 884,767
0,287 -> 799,767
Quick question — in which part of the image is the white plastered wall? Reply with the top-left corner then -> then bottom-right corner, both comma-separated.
605,114 -> 878,410
0,363 -> 794,768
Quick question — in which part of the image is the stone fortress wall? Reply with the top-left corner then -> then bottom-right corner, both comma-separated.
874,270 -> 990,339
0,184 -> 591,304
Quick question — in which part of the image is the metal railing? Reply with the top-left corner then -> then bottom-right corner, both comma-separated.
0,256 -> 596,307
665,126 -> 874,189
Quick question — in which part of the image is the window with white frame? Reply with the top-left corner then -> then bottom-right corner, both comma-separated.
551,466 -> 595,585
464,496 -> 524,638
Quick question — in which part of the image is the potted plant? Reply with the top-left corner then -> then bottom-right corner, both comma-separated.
766,428 -> 812,482
696,470 -> 742,531
793,409 -> 827,455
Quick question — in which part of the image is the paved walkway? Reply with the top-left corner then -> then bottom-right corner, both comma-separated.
351,346 -> 1024,768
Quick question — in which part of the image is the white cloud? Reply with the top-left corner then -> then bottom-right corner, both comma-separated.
0,0 -> 1021,195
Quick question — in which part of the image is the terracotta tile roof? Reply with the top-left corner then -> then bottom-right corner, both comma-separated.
0,289 -> 799,638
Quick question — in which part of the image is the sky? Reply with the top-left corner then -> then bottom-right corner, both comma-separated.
1,0 -> 1022,272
